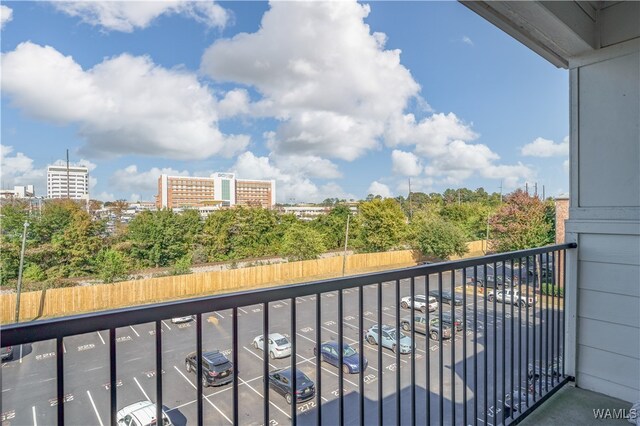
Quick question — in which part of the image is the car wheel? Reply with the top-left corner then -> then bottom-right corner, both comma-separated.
420,306 -> 427,314
430,331 -> 438,341
253,341 -> 259,349
202,375 -> 209,388
367,336 -> 376,345
402,322 -> 410,332
285,393 -> 292,405
401,301 -> 408,309
185,361 -> 192,373
489,295 -> 494,302
270,351 -> 275,360
343,364 -> 350,374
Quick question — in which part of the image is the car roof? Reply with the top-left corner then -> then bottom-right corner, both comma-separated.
117,401 -> 163,424
322,341 -> 351,349
269,333 -> 287,340
203,350 -> 228,364
274,368 -> 308,381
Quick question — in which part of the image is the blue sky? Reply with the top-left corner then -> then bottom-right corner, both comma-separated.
1,1 -> 569,203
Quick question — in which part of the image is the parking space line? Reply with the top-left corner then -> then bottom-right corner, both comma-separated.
215,312 -> 224,319
167,375 -> 263,413
243,346 -> 276,369
161,321 -> 172,331
87,390 -> 104,426
129,326 -> 140,337
63,342 -> 67,354
97,331 -> 106,345
237,376 -> 291,420
173,366 -> 233,424
20,345 -> 23,363
320,325 -> 407,364
238,307 -> 248,315
133,377 -> 151,401
32,406 -> 37,426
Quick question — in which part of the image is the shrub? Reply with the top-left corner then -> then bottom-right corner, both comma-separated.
96,249 -> 130,283
171,254 -> 193,276
22,264 -> 46,283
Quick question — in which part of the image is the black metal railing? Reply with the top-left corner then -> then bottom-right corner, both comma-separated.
1,243 -> 575,426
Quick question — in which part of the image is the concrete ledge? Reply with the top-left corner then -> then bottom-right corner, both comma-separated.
520,384 -> 632,425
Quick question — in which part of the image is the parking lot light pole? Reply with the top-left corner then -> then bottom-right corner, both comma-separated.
15,221 -> 29,323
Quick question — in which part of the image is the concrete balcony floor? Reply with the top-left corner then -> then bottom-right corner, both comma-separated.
521,384 -> 633,425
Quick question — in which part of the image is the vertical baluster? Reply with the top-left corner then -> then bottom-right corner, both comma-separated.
438,272 -> 444,426
316,293 -> 322,426
410,277 -> 416,426
110,329 -> 117,426
262,305 -> 269,425
57,336 -> 65,426
377,283 -> 383,426
291,299 -> 297,426
232,308 -> 239,425
395,279 -> 401,426
155,321 -> 163,426
196,314 -> 203,426
450,271 -> 456,425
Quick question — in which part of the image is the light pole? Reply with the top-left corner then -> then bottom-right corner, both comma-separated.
15,221 -> 29,323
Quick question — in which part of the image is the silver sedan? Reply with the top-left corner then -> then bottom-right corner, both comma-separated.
252,333 -> 292,359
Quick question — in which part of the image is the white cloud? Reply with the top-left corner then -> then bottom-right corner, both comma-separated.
391,150 -> 422,177
95,191 -> 116,202
1,42 -> 250,160
129,193 -> 141,202
110,165 -> 190,194
367,181 -> 392,198
387,113 -> 532,187
563,159 -> 569,174
218,89 -> 251,118
231,151 -> 351,202
0,5 -> 12,29
0,145 -> 46,191
52,1 -> 228,32
201,1 -> 420,161
462,36 -> 474,46
521,136 -> 569,157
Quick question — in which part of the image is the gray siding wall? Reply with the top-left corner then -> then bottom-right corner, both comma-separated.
567,40 -> 640,402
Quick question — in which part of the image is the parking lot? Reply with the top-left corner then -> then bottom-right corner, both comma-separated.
1,273 -> 562,426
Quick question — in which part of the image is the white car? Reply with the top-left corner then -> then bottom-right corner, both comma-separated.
252,333 -> 292,359
400,295 -> 438,313
171,315 -> 194,324
117,401 -> 172,426
488,289 -> 534,307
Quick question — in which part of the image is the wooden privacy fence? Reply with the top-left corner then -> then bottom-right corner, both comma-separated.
1,241 -> 486,324
1,250 -> 419,324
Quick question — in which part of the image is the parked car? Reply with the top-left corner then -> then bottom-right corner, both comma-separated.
528,357 -> 562,381
400,294 -> 437,313
488,289 -> 534,307
267,368 -> 315,404
171,315 -> 194,324
252,333 -> 292,359
184,350 -> 234,387
314,341 -> 367,373
364,324 -> 413,354
117,401 -> 172,426
1,346 -> 13,361
401,314 -> 451,341
428,290 -> 464,306
439,310 -> 463,331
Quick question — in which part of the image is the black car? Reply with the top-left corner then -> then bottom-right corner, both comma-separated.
428,290 -> 464,306
1,346 -> 13,361
438,311 -> 463,331
267,368 -> 315,405
185,350 -> 234,387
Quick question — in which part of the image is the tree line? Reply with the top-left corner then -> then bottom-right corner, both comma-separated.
0,188 -> 555,289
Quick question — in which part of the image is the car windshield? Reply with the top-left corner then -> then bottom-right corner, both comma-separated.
342,345 -> 357,357
275,338 -> 289,346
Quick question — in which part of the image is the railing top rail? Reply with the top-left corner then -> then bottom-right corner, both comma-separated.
0,243 -> 575,347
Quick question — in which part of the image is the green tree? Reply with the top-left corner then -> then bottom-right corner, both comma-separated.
51,209 -> 105,276
355,198 -> 407,252
96,249 -> 130,283
413,216 -> 468,259
171,253 -> 193,275
310,205 -> 355,250
127,210 -> 194,267
280,224 -> 326,261
489,189 -> 554,252
22,264 -> 47,283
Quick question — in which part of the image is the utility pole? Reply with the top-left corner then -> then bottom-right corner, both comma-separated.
525,182 -> 529,195
534,182 -> 538,198
408,178 -> 413,221
458,189 -> 461,205
499,180 -> 503,203
66,149 -> 70,199
342,214 -> 350,276
542,185 -> 546,200
15,221 -> 29,323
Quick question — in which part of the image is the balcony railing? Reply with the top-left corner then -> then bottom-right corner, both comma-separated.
0,243 -> 575,426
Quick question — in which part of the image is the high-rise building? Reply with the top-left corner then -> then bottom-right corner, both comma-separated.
156,173 -> 276,209
47,164 -> 89,200
0,185 -> 35,199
